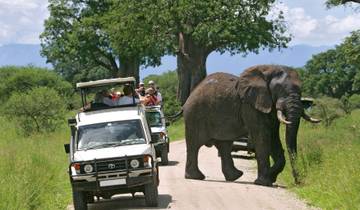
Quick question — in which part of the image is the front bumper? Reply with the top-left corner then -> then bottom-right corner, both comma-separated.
69,155 -> 158,192
71,170 -> 154,192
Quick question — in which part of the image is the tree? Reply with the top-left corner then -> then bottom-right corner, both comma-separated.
102,1 -> 290,104
2,87 -> 66,134
41,0 -> 118,83
144,1 -> 290,104
300,30 -> 360,98
41,0 -> 160,82
326,0 -> 360,8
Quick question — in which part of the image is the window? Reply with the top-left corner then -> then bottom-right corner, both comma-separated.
77,120 -> 146,150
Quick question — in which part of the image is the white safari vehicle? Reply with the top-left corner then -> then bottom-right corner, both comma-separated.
145,106 -> 170,165
64,77 -> 159,210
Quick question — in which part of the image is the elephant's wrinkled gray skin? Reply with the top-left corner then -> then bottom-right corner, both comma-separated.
183,65 -> 320,186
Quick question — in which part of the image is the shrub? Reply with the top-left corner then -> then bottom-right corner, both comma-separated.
0,66 -> 74,109
309,97 -> 346,126
2,87 -> 66,134
349,94 -> 360,110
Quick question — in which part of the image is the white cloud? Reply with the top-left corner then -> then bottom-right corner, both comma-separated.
274,2 -> 360,46
0,0 -> 49,45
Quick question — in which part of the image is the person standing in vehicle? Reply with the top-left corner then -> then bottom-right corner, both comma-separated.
148,80 -> 162,104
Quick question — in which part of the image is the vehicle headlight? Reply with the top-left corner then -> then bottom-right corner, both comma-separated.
130,159 -> 140,169
84,164 -> 93,173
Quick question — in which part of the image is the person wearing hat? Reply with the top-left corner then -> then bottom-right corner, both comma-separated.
136,82 -> 145,97
148,80 -> 162,104
143,88 -> 159,106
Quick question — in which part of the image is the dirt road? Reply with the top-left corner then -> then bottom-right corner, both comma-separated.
70,141 -> 316,210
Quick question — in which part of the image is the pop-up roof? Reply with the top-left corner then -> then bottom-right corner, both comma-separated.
76,77 -> 136,89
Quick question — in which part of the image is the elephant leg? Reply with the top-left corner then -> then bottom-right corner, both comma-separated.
269,126 -> 285,183
185,145 -> 205,180
215,141 -> 243,181
184,129 -> 205,180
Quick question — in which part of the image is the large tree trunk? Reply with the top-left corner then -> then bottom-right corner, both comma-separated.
177,32 -> 209,105
119,57 -> 140,84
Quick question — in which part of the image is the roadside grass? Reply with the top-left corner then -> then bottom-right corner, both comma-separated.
0,117 -> 71,210
168,117 -> 185,141
279,109 -> 360,210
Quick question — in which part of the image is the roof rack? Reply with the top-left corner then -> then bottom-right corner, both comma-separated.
76,77 -> 136,89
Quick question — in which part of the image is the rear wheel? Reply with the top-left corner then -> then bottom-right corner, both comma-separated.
144,175 -> 159,207
161,145 -> 169,165
72,189 -> 88,210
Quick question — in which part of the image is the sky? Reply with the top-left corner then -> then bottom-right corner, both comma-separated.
0,0 -> 359,47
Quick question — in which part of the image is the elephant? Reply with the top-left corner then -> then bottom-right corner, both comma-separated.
183,65 -> 320,186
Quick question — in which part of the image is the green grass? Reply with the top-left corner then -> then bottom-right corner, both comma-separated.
168,117 -> 185,141
279,109 -> 360,210
0,117 -> 71,210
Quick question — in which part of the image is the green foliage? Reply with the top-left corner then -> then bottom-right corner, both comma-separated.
2,87 -> 66,135
41,0 -> 119,83
326,0 -> 360,8
279,109 -> 360,210
143,71 -> 181,116
309,97 -> 346,126
301,30 -> 360,99
168,117 -> 185,141
0,66 -> 74,108
349,94 -> 360,109
0,117 -> 71,210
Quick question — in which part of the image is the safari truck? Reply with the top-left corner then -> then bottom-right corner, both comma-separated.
145,106 -> 170,165
64,77 -> 159,210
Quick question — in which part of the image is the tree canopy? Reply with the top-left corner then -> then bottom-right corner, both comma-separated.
107,0 -> 290,104
326,0 -> 360,8
300,30 -> 360,98
41,0 -> 290,104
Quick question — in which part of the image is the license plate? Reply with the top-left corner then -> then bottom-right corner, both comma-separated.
100,178 -> 126,187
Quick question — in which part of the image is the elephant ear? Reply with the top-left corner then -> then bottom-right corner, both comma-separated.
237,68 -> 273,113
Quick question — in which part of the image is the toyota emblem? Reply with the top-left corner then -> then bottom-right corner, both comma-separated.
108,163 -> 116,169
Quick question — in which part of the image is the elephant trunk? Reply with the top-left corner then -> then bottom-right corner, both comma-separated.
284,98 -> 303,184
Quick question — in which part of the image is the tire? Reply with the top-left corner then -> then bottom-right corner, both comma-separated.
144,176 -> 159,207
161,145 -> 169,165
72,190 -> 88,210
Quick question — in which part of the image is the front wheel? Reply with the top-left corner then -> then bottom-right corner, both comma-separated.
144,176 -> 159,207
72,189 -> 88,210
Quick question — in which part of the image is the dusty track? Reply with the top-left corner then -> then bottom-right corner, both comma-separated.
69,140 -> 316,210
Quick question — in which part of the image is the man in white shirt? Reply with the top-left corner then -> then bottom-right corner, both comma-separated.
117,85 -> 139,105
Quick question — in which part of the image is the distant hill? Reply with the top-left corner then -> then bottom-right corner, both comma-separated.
0,43 -> 332,78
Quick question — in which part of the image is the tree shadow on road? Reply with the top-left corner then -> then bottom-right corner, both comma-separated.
88,194 -> 172,210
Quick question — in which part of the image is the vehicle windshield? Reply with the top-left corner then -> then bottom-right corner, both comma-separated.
77,119 -> 146,150
146,111 -> 162,127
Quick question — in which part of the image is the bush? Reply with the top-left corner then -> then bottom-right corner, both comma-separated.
2,87 -> 66,134
349,94 -> 360,110
309,97 -> 346,126
0,66 -> 74,109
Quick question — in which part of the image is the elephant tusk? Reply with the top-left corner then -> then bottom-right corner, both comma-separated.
302,112 -> 321,123
277,110 -> 292,124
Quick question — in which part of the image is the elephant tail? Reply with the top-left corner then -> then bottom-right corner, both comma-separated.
165,109 -> 183,122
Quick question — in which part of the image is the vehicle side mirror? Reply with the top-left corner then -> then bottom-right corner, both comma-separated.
64,144 -> 70,154
165,122 -> 170,126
